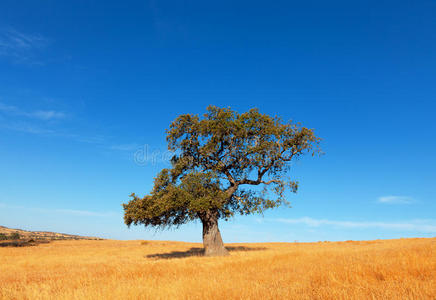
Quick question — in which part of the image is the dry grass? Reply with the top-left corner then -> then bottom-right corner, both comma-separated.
1,238 -> 435,299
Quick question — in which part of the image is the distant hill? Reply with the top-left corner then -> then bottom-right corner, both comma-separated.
0,225 -> 102,247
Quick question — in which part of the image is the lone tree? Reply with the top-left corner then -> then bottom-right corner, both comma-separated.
123,106 -> 320,256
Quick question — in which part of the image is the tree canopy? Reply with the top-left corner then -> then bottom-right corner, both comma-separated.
123,106 -> 321,255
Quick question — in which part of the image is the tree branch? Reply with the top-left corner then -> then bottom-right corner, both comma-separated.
225,183 -> 239,198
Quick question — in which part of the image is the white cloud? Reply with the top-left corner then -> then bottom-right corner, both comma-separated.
109,143 -> 140,151
269,217 -> 436,233
0,28 -> 48,63
0,121 -> 107,147
0,102 -> 17,113
0,29 -> 46,49
378,195 -> 414,204
0,105 -> 105,145
0,102 -> 66,121
1,122 -> 56,135
53,209 -> 117,217
31,110 -> 66,120
0,203 -> 117,218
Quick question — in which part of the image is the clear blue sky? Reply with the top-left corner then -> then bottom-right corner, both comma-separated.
0,0 -> 435,242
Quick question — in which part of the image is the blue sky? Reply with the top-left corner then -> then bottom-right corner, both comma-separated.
0,0 -> 435,242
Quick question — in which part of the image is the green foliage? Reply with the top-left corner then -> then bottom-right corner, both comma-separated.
9,232 -> 20,240
123,106 -> 321,229
0,232 -> 20,240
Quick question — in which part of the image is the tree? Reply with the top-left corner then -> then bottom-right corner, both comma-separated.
0,232 -> 20,240
9,232 -> 20,240
123,106 -> 321,256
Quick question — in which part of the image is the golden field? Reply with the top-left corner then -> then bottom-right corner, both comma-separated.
1,238 -> 435,300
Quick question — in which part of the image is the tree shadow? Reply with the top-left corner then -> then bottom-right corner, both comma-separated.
146,246 -> 267,259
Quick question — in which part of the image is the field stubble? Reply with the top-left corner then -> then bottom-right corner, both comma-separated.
0,238 -> 435,299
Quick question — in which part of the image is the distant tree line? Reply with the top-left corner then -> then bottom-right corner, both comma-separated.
0,232 -> 20,240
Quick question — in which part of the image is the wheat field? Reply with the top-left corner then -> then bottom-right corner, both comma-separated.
0,238 -> 435,299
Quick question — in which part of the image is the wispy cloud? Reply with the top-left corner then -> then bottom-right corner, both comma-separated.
53,209 -> 117,217
0,102 -> 107,146
32,110 -> 66,120
0,29 -> 46,50
0,102 -> 66,120
0,28 -> 48,64
378,195 -> 414,204
109,143 -> 140,151
1,121 -> 56,135
0,203 -> 117,218
0,102 -> 140,155
266,217 -> 436,233
0,102 -> 15,112
1,120 -> 106,146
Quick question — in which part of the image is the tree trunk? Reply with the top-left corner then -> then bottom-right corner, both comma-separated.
201,212 -> 229,256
